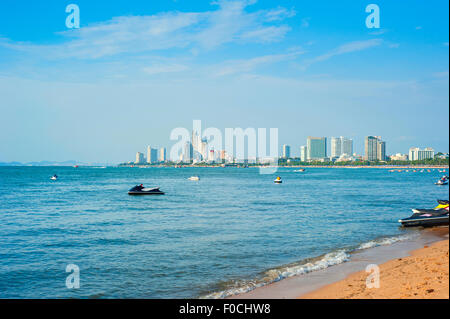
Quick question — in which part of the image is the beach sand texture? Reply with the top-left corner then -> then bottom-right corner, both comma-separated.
300,238 -> 449,299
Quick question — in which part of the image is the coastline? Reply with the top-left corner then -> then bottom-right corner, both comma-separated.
300,236 -> 449,299
228,227 -> 448,299
118,164 -> 449,169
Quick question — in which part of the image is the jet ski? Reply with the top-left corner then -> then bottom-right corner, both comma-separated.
50,174 -> 58,180
399,200 -> 449,227
435,178 -> 449,185
128,184 -> 165,195
274,176 -> 282,184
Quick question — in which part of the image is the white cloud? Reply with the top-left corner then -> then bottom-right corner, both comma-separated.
264,7 -> 296,21
0,0 -> 294,59
143,64 -> 190,75
213,50 -> 304,76
301,39 -> 383,69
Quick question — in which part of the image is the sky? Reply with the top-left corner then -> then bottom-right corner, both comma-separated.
0,0 -> 448,163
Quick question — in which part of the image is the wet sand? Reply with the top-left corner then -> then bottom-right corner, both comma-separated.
229,227 -> 448,299
301,228 -> 449,299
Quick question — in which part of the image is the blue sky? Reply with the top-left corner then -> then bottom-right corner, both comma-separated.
0,0 -> 448,163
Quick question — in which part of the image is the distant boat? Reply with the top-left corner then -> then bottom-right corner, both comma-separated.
50,174 -> 58,181
73,165 -> 79,168
274,176 -> 282,184
188,176 -> 200,181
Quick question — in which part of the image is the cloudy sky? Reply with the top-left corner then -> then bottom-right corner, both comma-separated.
0,0 -> 448,163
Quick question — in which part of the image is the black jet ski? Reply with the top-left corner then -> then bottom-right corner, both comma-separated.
128,184 -> 165,195
399,200 -> 449,227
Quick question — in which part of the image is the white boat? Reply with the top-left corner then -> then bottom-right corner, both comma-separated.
50,175 -> 58,180
188,176 -> 200,181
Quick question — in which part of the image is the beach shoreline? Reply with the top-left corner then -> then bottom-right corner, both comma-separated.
301,229 -> 449,299
228,227 -> 449,299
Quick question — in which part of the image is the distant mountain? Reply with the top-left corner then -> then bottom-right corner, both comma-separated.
25,160 -> 79,166
0,161 -> 23,166
0,161 -> 114,167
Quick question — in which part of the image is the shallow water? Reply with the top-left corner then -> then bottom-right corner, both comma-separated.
0,166 -> 447,298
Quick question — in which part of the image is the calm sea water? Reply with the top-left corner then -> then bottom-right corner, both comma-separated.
0,166 -> 448,298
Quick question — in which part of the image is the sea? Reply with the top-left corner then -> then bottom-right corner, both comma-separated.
0,166 -> 448,298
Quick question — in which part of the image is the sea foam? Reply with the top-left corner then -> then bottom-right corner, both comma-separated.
202,233 -> 417,299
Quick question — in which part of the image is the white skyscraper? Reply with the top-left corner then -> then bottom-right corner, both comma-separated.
300,146 -> 307,162
135,152 -> 144,164
331,137 -> 342,158
159,147 -> 167,162
341,137 -> 353,156
282,144 -> 291,159
409,147 -> 435,161
331,136 -> 353,158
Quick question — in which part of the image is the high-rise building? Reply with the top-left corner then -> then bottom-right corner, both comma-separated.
409,147 -> 435,161
341,137 -> 353,156
307,137 -> 327,160
377,141 -> 386,161
331,136 -> 353,157
330,137 -> 342,158
183,142 -> 193,163
282,144 -> 291,159
300,146 -> 307,162
365,136 -> 378,161
159,147 -> 167,162
364,136 -> 386,161
135,152 -> 144,164
208,149 -> 215,163
147,146 -> 158,164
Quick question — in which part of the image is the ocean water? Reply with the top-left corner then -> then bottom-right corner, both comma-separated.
0,166 -> 448,298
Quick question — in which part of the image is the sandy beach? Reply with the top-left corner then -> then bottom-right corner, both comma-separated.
301,229 -> 449,299
230,227 -> 449,299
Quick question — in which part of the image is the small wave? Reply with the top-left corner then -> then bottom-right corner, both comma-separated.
357,233 -> 417,250
202,233 -> 417,299
203,249 -> 350,299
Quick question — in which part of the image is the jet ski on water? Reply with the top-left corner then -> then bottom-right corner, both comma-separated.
128,184 -> 165,195
274,176 -> 282,184
50,174 -> 58,181
399,200 -> 449,227
435,175 -> 449,185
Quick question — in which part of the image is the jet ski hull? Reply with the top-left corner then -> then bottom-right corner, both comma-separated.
128,190 -> 165,195
399,215 -> 449,227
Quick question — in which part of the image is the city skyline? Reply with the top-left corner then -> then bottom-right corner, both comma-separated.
129,133 -> 442,164
0,0 -> 448,163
